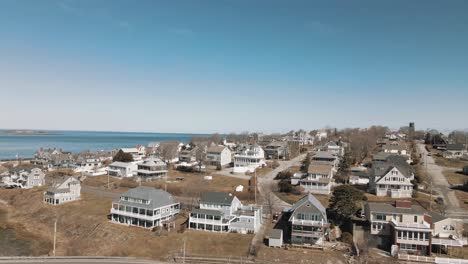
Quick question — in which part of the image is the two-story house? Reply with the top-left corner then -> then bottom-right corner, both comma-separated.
382,142 -> 409,157
188,192 -> 262,234
298,162 -> 334,195
369,155 -> 414,198
107,161 -> 138,177
110,186 -> 180,229
3,167 -> 45,189
205,145 -> 232,167
233,144 -> 266,173
366,201 -> 432,255
324,141 -> 345,157
136,158 -> 168,181
264,141 -> 288,159
44,176 -> 81,205
178,144 -> 198,163
311,151 -> 338,169
288,193 -> 329,245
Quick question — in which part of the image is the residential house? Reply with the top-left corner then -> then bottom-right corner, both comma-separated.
366,201 -> 432,255
136,158 -> 168,181
110,186 -> 180,229
3,167 -> 45,189
349,167 -> 370,185
311,151 -> 338,169
120,148 -> 143,161
324,141 -> 345,157
268,229 -> 283,247
365,201 -> 467,256
72,157 -> 102,174
188,192 -> 262,234
107,161 -> 138,177
44,176 -> 81,205
264,141 -> 288,159
443,144 -> 466,159
178,144 -> 198,163
369,155 -> 414,198
298,162 -> 334,195
288,193 -> 329,245
31,148 -> 75,170
205,145 -> 232,167
233,144 -> 266,173
382,142 -> 409,157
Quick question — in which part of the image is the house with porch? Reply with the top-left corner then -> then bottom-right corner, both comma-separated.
233,144 -> 266,173
311,151 -> 338,169
188,192 -> 262,234
298,162 -> 334,195
178,144 -> 198,163
366,201 -> 432,256
136,158 -> 168,181
205,145 -> 232,167
369,155 -> 414,198
110,186 -> 180,229
3,167 -> 45,189
288,193 -> 329,245
264,141 -> 288,159
44,176 -> 81,205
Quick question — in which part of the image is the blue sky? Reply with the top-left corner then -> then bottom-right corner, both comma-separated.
0,0 -> 467,133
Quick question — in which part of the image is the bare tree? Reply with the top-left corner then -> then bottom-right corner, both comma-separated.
158,141 -> 179,164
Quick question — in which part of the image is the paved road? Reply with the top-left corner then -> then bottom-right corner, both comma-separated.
416,143 -> 468,218
257,154 -> 306,210
0,257 -> 166,264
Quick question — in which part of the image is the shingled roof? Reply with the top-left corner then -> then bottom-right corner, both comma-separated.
200,192 -> 234,206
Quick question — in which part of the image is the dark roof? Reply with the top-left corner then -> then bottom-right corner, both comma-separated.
372,155 -> 413,179
113,186 -> 178,210
200,192 -> 234,206
191,208 -> 223,217
269,229 -> 283,239
446,144 -> 465,151
373,152 -> 392,161
367,202 -> 426,215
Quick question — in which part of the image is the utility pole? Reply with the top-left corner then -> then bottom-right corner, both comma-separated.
107,173 -> 110,189
53,219 -> 57,256
183,238 -> 186,264
426,152 -> 433,212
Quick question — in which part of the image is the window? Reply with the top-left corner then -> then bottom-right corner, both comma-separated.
414,216 -> 418,223
400,244 -> 417,251
375,214 -> 386,221
443,225 -> 455,231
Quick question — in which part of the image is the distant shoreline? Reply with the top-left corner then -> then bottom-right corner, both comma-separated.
4,130 -> 57,136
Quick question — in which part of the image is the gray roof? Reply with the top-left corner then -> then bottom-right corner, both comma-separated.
313,151 -> 336,160
207,145 -> 226,153
428,211 -> 447,223
367,202 -> 426,215
200,192 -> 234,206
191,208 -> 223,217
372,152 -> 392,161
289,193 -> 327,222
269,229 -> 283,239
447,144 -> 465,151
109,161 -> 133,168
113,186 -> 178,209
372,155 -> 413,179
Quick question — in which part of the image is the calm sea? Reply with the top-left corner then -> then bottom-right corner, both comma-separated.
0,130 -> 202,160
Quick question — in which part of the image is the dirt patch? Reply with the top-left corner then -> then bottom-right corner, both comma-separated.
443,169 -> 468,185
433,156 -> 468,168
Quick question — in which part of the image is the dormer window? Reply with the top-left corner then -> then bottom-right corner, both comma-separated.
391,170 -> 398,176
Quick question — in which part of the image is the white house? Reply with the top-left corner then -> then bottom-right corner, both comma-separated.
369,155 -> 414,198
110,186 -> 180,229
44,176 -> 81,205
120,148 -> 143,161
3,167 -> 45,189
443,144 -> 467,159
107,161 -> 138,177
324,141 -> 345,157
136,158 -> 168,181
233,144 -> 265,173
206,145 -> 232,167
189,192 -> 262,234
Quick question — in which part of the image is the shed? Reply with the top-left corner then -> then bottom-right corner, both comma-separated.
268,229 -> 283,247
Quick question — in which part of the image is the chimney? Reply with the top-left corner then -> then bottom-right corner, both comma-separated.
395,200 -> 412,209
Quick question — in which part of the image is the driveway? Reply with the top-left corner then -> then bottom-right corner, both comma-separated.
416,143 -> 467,218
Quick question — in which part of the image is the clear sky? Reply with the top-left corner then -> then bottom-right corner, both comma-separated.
0,0 -> 467,133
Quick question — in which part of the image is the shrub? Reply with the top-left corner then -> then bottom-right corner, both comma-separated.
275,170 -> 293,180
341,232 -> 353,244
177,166 -> 194,173
278,180 -> 293,193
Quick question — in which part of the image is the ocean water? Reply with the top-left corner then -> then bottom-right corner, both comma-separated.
0,130 -> 201,160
